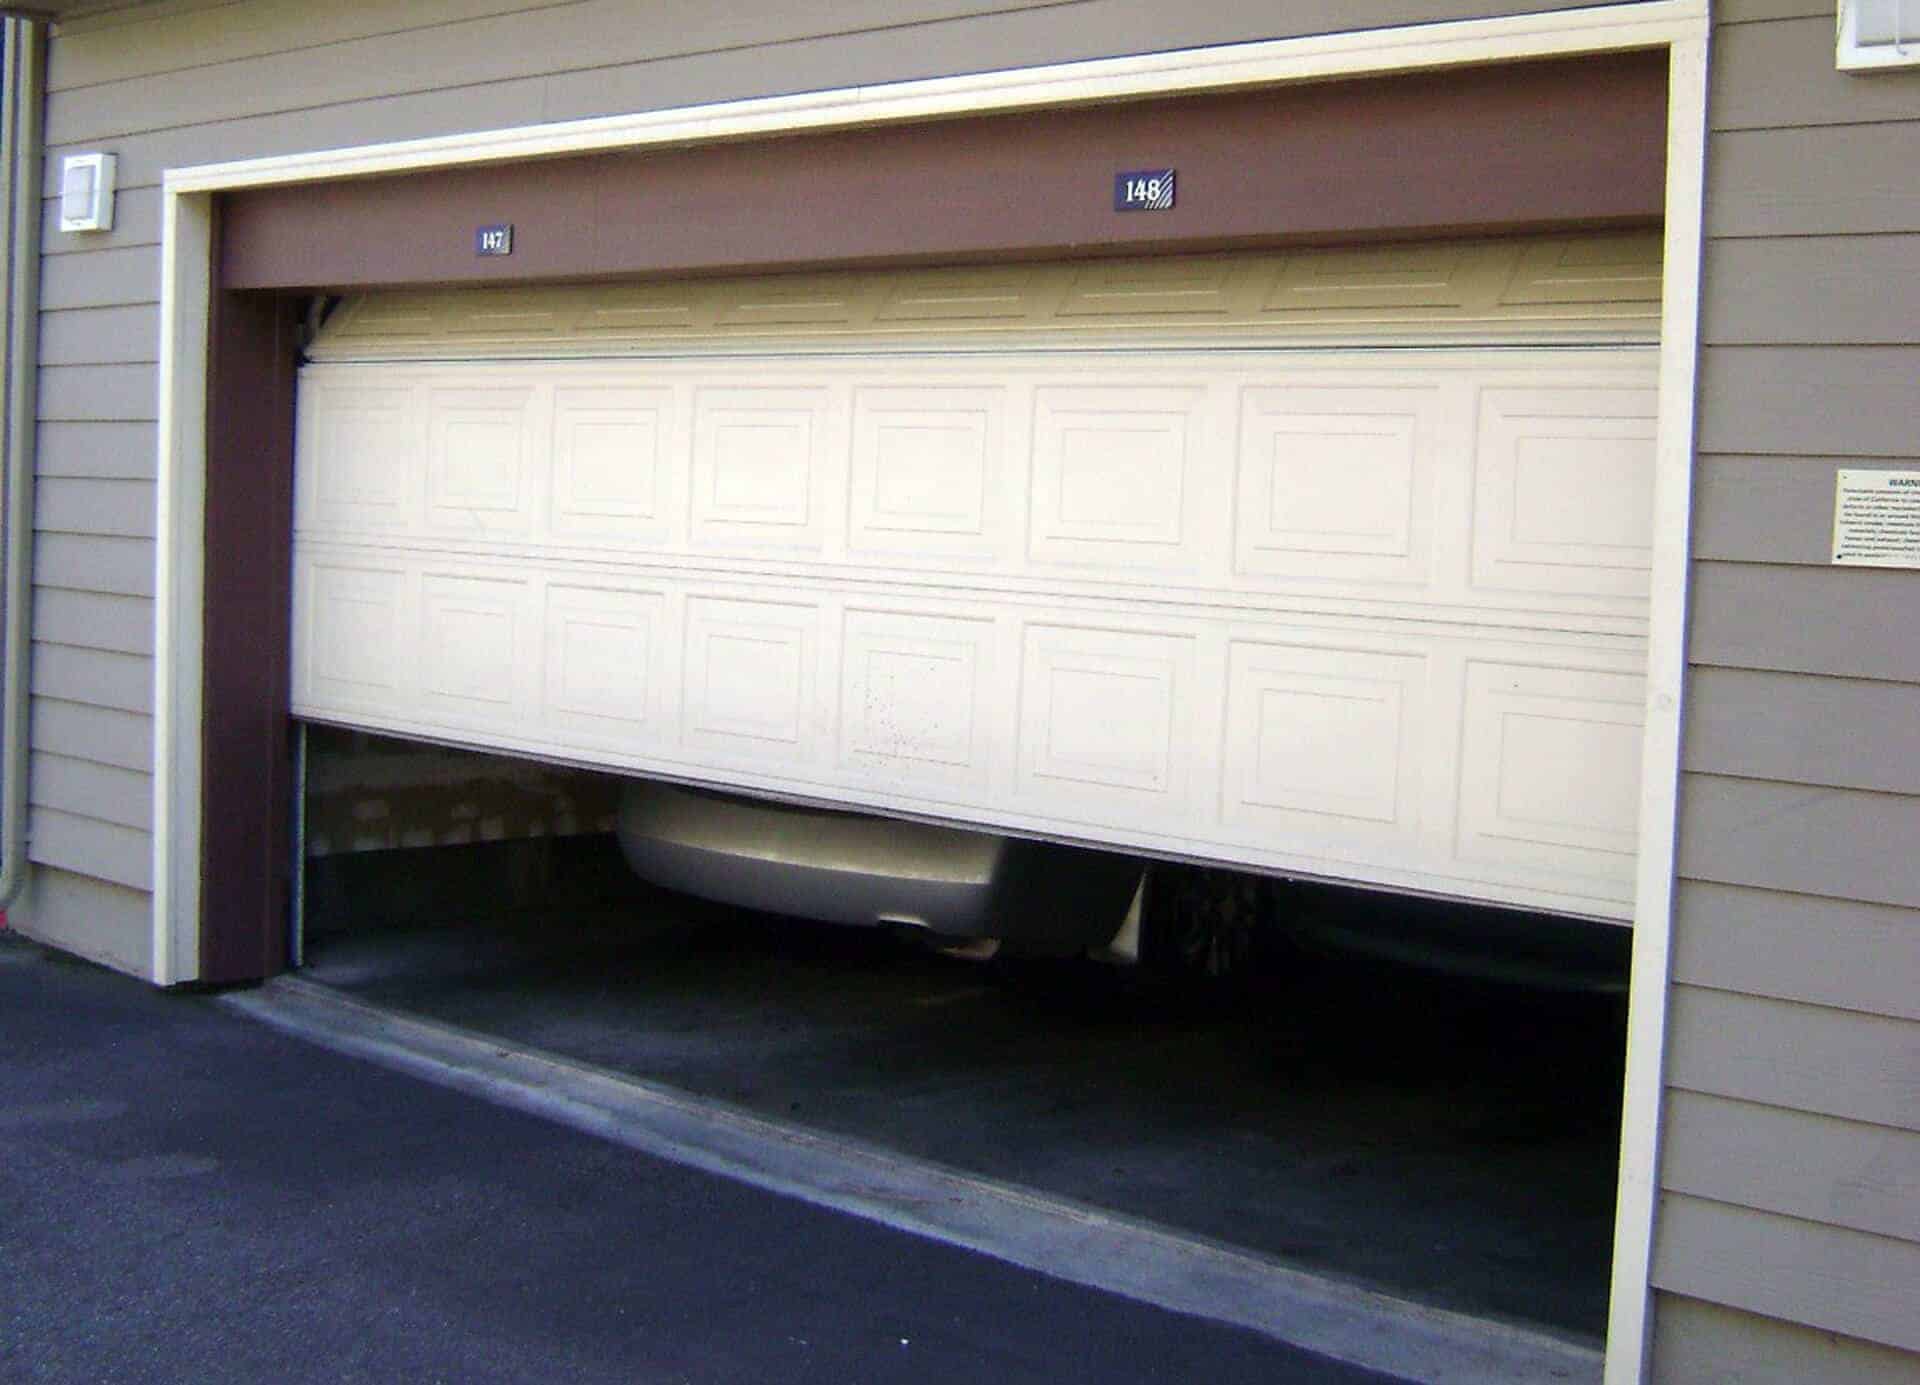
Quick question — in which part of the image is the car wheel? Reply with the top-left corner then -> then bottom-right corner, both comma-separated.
1140,863 -> 1275,981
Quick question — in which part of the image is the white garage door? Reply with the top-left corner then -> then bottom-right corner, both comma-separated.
293,233 -> 1661,921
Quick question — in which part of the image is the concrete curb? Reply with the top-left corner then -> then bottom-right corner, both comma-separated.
222,975 -> 1602,1385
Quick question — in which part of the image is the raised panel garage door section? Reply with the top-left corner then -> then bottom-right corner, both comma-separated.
294,233 -> 1662,921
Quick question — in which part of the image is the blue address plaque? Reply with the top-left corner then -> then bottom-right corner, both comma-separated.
1114,169 -> 1176,212
475,223 -> 514,256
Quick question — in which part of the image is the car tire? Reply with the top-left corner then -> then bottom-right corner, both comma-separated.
1139,863 -> 1276,981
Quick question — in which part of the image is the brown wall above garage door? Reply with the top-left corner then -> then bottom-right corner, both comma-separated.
219,51 -> 1666,292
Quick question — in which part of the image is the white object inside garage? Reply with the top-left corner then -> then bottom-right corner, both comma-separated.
293,233 -> 1661,921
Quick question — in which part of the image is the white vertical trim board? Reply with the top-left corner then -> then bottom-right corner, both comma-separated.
152,5 -> 1710,1380
152,189 -> 211,990
1602,29 -> 1709,1385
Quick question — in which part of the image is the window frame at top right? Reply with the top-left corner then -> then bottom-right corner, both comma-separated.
1838,0 -> 1920,70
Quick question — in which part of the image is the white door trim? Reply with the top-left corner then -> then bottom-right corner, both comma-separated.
152,6 -> 1710,1380
1604,30 -> 1710,1385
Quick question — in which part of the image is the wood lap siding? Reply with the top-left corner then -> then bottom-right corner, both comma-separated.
1653,2 -> 1920,1374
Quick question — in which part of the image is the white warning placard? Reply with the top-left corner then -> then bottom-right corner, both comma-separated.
1832,469 -> 1920,569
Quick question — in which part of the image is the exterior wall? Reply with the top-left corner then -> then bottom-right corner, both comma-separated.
17,0 -> 1637,965
17,0 -> 1920,1375
1650,1 -> 1920,1374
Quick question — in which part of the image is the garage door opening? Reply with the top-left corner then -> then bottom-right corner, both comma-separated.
283,230 -> 1659,1348
293,726 -> 1629,1345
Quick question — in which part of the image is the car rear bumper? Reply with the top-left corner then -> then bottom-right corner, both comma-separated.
617,779 -> 1140,947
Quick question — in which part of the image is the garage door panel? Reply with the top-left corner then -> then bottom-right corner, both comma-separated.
296,236 -> 1653,353
1222,641 -> 1428,849
293,357 -> 1654,630
424,385 -> 542,540
1455,661 -> 1645,889
681,595 -> 826,770
1501,234 -> 1665,309
1014,622 -> 1202,825
1470,385 -> 1659,599
1265,241 -> 1485,315
689,386 -> 836,555
838,607 -> 997,793
549,385 -> 677,546
1057,258 -> 1267,321
296,245 -> 1658,920
1027,384 -> 1212,574
713,273 -> 881,330
1234,383 -> 1446,586
848,385 -> 1006,560
300,560 -> 409,714
292,539 -> 1643,914
416,571 -> 539,732
296,382 -> 422,535
874,267 -> 1049,326
542,582 -> 670,743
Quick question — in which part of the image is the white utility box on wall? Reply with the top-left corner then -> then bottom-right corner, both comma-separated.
58,153 -> 116,233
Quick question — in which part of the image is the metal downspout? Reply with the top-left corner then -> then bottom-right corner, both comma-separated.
0,18 -> 45,911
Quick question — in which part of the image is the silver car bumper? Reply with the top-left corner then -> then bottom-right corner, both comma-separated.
617,778 -> 1141,948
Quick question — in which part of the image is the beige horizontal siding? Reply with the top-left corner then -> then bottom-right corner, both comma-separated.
39,246 -> 157,311
35,477 -> 157,538
32,590 -> 156,657
1653,1295 -> 1920,1385
29,752 -> 152,831
1688,563 -> 1920,682
52,0 -> 243,41
1652,1194 -> 1920,1354
39,306 -> 160,366
1668,985 -> 1920,1132
37,363 -> 156,422
1671,882 -> 1920,1023
27,806 -> 153,892
37,422 -> 156,479
33,534 -> 155,598
1705,122 -> 1920,238
1697,346 -> 1920,456
1682,668 -> 1920,796
49,0 -> 582,91
8,866 -> 153,975
1679,775 -> 1920,910
30,643 -> 151,715
1702,236 -> 1920,346
1710,16 -> 1920,131
1690,455 -> 1855,565
43,78 -> 554,192
1664,1091 -> 1920,1244
47,0 -> 1639,138
30,697 -> 153,774
1715,0 -> 1827,20
45,0 -> 1074,142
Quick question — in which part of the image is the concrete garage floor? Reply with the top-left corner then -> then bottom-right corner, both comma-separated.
299,843 -> 1626,1347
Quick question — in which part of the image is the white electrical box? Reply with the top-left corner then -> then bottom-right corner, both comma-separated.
59,153 -> 117,233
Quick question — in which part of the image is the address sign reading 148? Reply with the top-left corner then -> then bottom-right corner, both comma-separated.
1114,168 -> 1176,212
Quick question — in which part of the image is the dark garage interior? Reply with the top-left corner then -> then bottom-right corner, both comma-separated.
294,728 -> 1630,1346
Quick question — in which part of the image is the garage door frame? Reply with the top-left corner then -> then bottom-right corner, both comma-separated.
150,5 -> 1710,1380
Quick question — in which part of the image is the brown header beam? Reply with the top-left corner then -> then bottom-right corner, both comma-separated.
220,51 -> 1666,292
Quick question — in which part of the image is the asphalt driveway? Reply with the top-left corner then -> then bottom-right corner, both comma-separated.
0,933 -> 1393,1384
